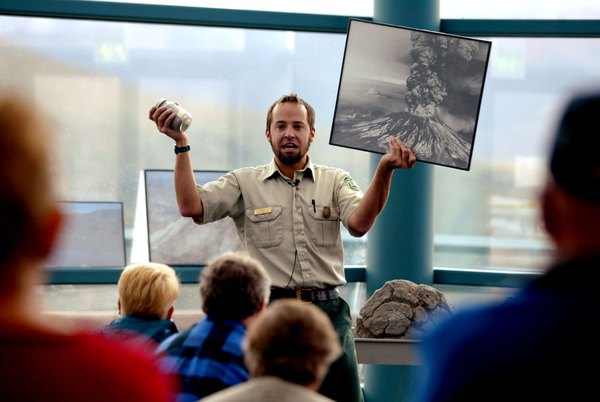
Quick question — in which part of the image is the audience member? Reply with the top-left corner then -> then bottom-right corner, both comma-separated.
203,298 -> 342,402
0,91 -> 177,401
158,251 -> 271,402
413,90 -> 600,402
98,262 -> 180,345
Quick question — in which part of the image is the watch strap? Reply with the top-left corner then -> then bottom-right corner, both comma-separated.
174,144 -> 191,154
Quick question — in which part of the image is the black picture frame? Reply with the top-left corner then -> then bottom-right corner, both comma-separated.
144,169 -> 243,266
46,201 -> 127,268
330,19 -> 492,171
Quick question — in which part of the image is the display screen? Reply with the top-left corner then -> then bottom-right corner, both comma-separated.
46,201 -> 127,268
144,169 -> 243,266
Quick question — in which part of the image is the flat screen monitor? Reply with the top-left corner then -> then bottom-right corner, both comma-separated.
144,169 -> 243,266
46,201 -> 127,268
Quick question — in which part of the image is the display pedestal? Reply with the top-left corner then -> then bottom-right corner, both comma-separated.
355,338 -> 420,365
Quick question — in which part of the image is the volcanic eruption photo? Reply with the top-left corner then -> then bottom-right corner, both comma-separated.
330,20 -> 491,170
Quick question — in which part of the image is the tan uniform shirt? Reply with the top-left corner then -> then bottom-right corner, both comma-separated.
202,376 -> 334,402
195,156 -> 363,288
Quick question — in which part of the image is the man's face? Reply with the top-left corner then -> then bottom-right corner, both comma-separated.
266,102 -> 315,166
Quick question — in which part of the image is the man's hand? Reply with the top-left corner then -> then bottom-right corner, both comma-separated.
348,137 -> 416,236
148,105 -> 187,143
380,137 -> 417,170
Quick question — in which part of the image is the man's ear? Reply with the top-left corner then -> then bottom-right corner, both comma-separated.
167,305 -> 175,320
36,205 -> 64,259
265,129 -> 271,142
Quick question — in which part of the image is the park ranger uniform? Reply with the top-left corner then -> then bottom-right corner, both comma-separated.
194,155 -> 365,402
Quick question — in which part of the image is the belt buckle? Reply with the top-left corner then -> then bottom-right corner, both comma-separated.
295,289 -> 312,303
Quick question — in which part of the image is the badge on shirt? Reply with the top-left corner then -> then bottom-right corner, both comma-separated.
254,207 -> 272,215
343,176 -> 360,191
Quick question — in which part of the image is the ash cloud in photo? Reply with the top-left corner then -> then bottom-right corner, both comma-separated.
330,19 -> 491,170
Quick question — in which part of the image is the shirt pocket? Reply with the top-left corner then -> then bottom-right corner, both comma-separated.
245,206 -> 283,248
308,205 -> 340,247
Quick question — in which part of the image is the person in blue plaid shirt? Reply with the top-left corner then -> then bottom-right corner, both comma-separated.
157,252 -> 271,402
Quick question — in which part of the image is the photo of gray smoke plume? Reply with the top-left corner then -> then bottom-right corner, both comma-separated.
330,19 -> 491,170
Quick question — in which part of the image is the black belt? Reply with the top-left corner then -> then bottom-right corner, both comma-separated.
269,286 -> 339,303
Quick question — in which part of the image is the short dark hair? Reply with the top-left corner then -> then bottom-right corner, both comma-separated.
199,252 -> 271,320
266,93 -> 315,131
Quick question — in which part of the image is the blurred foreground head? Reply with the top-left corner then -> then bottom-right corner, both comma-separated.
0,92 -> 62,290
550,92 -> 600,201
243,299 -> 342,388
543,91 -> 600,256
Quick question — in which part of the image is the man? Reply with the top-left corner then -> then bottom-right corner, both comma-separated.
157,251 -> 271,402
149,93 -> 416,402
413,91 -> 600,402
98,262 -> 180,346
203,299 -> 342,402
0,92 -> 176,401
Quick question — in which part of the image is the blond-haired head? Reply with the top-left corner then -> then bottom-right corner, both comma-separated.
118,262 -> 180,319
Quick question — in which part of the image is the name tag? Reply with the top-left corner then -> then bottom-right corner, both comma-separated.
254,207 -> 272,215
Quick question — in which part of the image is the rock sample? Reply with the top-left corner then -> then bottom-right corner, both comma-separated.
355,279 -> 454,339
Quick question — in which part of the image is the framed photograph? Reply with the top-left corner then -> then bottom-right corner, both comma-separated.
330,19 -> 492,170
46,201 -> 127,268
144,169 -> 244,266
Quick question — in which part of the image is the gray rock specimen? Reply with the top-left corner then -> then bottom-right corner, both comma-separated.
355,279 -> 454,339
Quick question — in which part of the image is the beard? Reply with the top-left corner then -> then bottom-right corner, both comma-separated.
271,140 -> 311,166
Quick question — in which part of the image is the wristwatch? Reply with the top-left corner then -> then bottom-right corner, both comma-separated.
174,144 -> 191,154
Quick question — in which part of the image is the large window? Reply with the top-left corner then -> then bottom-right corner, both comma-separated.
0,14 -> 366,265
1,12 -> 599,277
434,37 -> 600,272
434,38 -> 600,269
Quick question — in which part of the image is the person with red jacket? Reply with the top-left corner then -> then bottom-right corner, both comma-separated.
0,91 -> 178,402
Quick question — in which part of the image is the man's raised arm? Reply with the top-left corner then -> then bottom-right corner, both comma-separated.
348,137 -> 416,236
148,104 -> 204,219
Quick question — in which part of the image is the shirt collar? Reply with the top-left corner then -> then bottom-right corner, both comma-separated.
262,155 -> 315,183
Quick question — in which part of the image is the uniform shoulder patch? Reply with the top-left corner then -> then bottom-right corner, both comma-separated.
343,176 -> 360,191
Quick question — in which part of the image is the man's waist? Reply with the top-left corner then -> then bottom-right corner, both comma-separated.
269,286 -> 340,303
